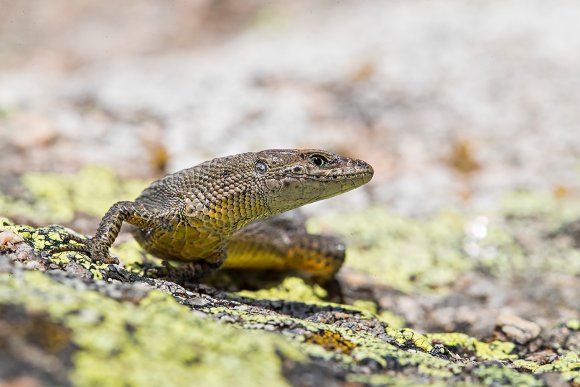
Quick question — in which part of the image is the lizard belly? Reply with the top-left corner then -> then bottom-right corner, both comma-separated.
131,223 -> 224,262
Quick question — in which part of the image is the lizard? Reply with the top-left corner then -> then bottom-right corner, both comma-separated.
48,149 -> 373,280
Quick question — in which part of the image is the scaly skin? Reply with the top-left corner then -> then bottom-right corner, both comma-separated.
50,149 -> 373,279
224,213 -> 348,282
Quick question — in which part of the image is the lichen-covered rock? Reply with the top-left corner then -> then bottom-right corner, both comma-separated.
1,220 -> 578,386
1,168 -> 579,386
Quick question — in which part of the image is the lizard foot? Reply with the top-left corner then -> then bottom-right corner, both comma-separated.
45,237 -> 119,265
146,260 -> 223,285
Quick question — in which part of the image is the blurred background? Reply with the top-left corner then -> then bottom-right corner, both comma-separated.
2,0 -> 580,215
1,0 -> 580,338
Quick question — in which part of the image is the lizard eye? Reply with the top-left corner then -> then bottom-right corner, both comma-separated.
255,160 -> 268,174
309,154 -> 327,167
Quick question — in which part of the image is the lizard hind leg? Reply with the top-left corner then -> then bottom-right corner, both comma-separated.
149,253 -> 226,285
225,213 -> 347,282
284,233 -> 346,283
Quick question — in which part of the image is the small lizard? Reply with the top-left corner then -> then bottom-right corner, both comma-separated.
50,149 -> 373,280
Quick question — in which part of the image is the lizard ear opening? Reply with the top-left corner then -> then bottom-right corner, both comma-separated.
255,160 -> 268,174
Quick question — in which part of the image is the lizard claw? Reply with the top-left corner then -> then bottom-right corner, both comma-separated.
44,237 -> 119,265
93,253 -> 119,265
82,238 -> 120,265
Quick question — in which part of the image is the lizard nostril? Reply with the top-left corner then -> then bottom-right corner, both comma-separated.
355,160 -> 368,168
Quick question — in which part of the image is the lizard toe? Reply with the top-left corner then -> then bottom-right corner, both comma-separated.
86,239 -> 119,265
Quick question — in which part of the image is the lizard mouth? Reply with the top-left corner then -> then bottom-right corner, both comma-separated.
291,169 -> 374,183
305,170 -> 372,179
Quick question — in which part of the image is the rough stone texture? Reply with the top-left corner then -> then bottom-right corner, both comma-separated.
1,182 -> 579,385
1,1 -> 580,385
0,232 -> 576,387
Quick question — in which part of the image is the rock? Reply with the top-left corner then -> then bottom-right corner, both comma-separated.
494,314 -> 541,344
0,230 -> 24,252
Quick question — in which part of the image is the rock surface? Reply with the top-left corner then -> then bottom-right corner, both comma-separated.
1,171 -> 579,385
1,1 -> 580,385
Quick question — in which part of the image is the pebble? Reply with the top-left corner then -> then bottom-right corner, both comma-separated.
494,314 -> 541,344
0,231 -> 24,252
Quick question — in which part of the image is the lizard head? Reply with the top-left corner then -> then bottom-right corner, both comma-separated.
254,149 -> 374,215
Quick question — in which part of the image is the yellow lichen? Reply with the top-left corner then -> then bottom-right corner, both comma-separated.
236,276 -> 328,303
427,332 -> 516,361
0,166 -> 144,224
0,271 -> 301,387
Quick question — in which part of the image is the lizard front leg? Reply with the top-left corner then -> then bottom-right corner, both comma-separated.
48,201 -> 163,264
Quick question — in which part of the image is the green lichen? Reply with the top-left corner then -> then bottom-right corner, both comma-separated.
346,373 -> 447,387
0,216 -> 14,226
474,365 -> 543,387
512,359 -> 539,372
111,238 -> 163,269
0,271 -> 301,387
427,333 -> 516,361
2,219 -> 571,385
501,189 -> 580,222
566,319 -> 580,331
1,223 -> 108,279
428,333 -> 579,384
378,310 -> 406,330
351,299 -> 378,314
2,261 -> 492,385
383,327 -> 435,353
308,208 -> 469,292
0,166 -> 144,223
309,203 -> 580,293
236,277 -> 328,303
535,351 -> 580,384
205,302 -> 461,379
2,169 -> 578,385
